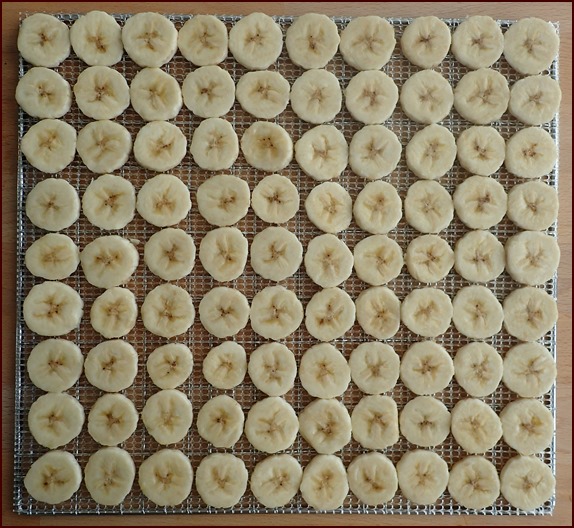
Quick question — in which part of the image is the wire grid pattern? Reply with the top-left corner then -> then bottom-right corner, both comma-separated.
14,13 -> 559,516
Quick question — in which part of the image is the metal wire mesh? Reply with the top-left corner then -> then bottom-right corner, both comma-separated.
14,13 -> 558,515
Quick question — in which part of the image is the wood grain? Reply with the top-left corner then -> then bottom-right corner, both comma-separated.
2,2 -> 572,526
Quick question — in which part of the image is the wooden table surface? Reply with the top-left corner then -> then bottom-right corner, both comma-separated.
2,2 -> 572,526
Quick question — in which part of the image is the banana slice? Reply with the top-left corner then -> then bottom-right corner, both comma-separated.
400,70 -> 454,124
506,231 -> 560,285
147,343 -> 193,390
178,15 -> 228,66
352,394 -> 399,449
76,120 -> 132,173
24,451 -> 81,505
122,12 -> 177,67
70,11 -> 123,66
18,13 -> 70,67
406,235 -> 454,283
74,66 -> 130,120
300,455 -> 348,510
139,449 -> 193,506
452,285 -> 503,339
401,287 -> 453,338
396,450 -> 449,505
354,235 -> 403,286
229,12 -> 283,70
21,119 -> 77,173
507,181 -> 559,231
252,174 -> 299,224
250,285 -> 302,340
353,180 -> 402,234
454,230 -> 505,282
404,180 -> 453,233
23,281 -> 83,336
250,226 -> 303,281
91,287 -> 137,338
182,66 -> 234,118
345,70 -> 398,125
27,339 -> 83,392
142,389 -> 193,445
451,398 -> 502,453
286,13 -> 339,69
250,454 -> 302,508
28,393 -> 84,449
141,283 -> 195,338
456,126 -> 506,176
84,447 -> 135,506
500,399 -> 553,455
504,287 -> 558,342
349,342 -> 399,394
290,69 -> 342,124
134,120 -> 187,172
245,397 -> 299,453
248,342 -> 297,396
340,16 -> 395,70
348,452 -> 397,506
83,174 -> 135,230
509,75 -> 561,125
88,393 -> 138,446
451,16 -> 504,69
131,67 -> 182,121
191,118 -> 238,171
25,234 -> 79,280
399,396 -> 451,447
196,394 -> 244,448
144,228 -> 196,281
305,287 -> 355,342
299,343 -> 350,398
349,125 -> 401,180
355,286 -> 400,339
505,127 -> 557,178
295,125 -> 348,181
203,341 -> 247,389
448,456 -> 500,510
84,340 -> 138,392
16,67 -> 72,118
196,174 -> 250,227
503,342 -> 556,398
236,71 -> 290,119
305,182 -> 352,234
454,175 -> 506,229
195,453 -> 248,508
299,398 -> 351,454
504,18 -> 559,75
401,16 -> 451,68
400,341 -> 454,395
454,342 -> 502,397
454,68 -> 509,124
305,234 -> 353,288
501,455 -> 555,511
136,173 -> 191,227
241,121 -> 293,172
199,227 -> 248,282
199,287 -> 250,338
406,124 -> 456,180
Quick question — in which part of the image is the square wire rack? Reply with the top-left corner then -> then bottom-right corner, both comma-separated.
14,13 -> 559,516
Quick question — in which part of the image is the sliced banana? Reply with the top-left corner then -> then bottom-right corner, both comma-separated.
401,287 -> 453,338
131,67 -> 182,121
252,174 -> 299,224
250,454 -> 302,508
90,287 -> 137,339
248,342 -> 297,396
452,285 -> 503,339
144,228 -> 196,281
406,235 -> 454,284
142,389 -> 193,445
345,70 -> 398,124
196,394 -> 244,448
84,447 -> 135,506
451,398 -> 502,454
305,287 -> 355,342
406,124 -> 456,180
448,456 -> 500,510
396,450 -> 449,505
250,226 -> 302,281
182,65 -> 234,118
190,117 -> 238,171
355,286 -> 401,339
299,343 -> 350,398
195,453 -> 248,508
290,69 -> 342,124
401,16 -> 451,68
506,231 -> 560,285
456,126 -> 505,176
141,283 -> 195,338
147,343 -> 193,390
83,174 -> 135,230
352,394 -> 399,449
25,234 -> 79,280
353,180 -> 402,234
400,70 -> 454,124
196,174 -> 249,227
451,16 -> 504,69
18,13 -> 70,67
70,11 -> 123,66
27,339 -> 83,393
507,180 -> 559,231
88,393 -> 138,446
454,342 -> 502,397
354,235 -> 403,286
250,285 -> 302,340
348,453 -> 397,508
349,125 -> 401,180
178,15 -> 228,66
286,13 -> 339,69
134,120 -> 187,172
340,16 -> 395,70
199,227 -> 248,282
23,281 -> 83,336
404,180 -> 453,233
504,287 -> 558,342
349,342 -> 399,394
299,398 -> 351,454
400,341 -> 454,395
241,121 -> 293,172
229,12 -> 283,70
305,181 -> 352,234
453,175 -> 506,229
503,342 -> 556,398
76,120 -> 132,173
136,173 -> 191,227
505,127 -> 557,178
74,66 -> 130,120
203,341 -> 247,389
199,287 -> 250,338
22,119 -> 77,174
28,393 -> 84,449
305,234 -> 353,288
236,71 -> 290,119
300,455 -> 348,511
500,398 -> 553,455
399,396 -> 451,447
122,12 -> 177,67
16,67 -> 72,118
84,340 -> 138,392
510,75 -> 561,125
295,125 -> 348,181
454,230 -> 505,283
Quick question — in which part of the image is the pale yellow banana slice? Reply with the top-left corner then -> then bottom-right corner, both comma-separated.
349,342 -> 399,394
18,13 -> 70,67
340,16 -> 395,70
295,125 -> 348,181
250,226 -> 303,281
503,287 -> 558,342
203,341 -> 246,389
88,393 -> 138,446
16,67 -> 71,118
454,342 -> 502,397
298,398 -> 351,454
400,341 -> 454,395
25,233 -> 79,280
399,396 -> 451,447
353,180 -> 402,234
142,389 -> 193,445
236,71 -> 290,119
400,70 -> 454,124
456,126 -> 505,176
304,233 -> 353,288
250,285 -> 302,340
354,234 -> 403,286
91,287 -> 137,338
83,174 -> 135,230
290,69 -> 342,124
352,394 -> 399,449
195,453 -> 248,508
131,67 -> 182,121
345,70 -> 398,124
453,175 -> 506,229
76,120 -> 131,173
349,125 -> 401,180
136,173 -> 191,227
191,117 -> 238,170
503,342 -> 556,398
182,66 -> 234,118
396,450 -> 449,505
147,343 -> 193,390
405,234 -> 454,284
305,181 -> 352,233
355,286 -> 400,339
404,180 -> 453,233
500,399 -> 553,455
248,342 -> 297,396
451,16 -> 503,69
506,231 -> 560,285
74,66 -> 130,120
286,14 -> 339,69
401,287 -> 453,338
347,452 -> 397,506
144,228 -> 196,281
241,121 -> 292,172
454,230 -> 505,283
401,16 -> 451,68
507,181 -> 559,231
196,394 -> 244,448
178,15 -> 228,66
452,285 -> 503,339
250,454 -> 302,508
196,174 -> 250,227
451,398 -> 502,454
141,283 -> 194,338
122,12 -> 177,67
505,127 -> 557,178
134,120 -> 186,172
305,287 -> 355,341
70,11 -> 123,66
27,339 -> 83,392
84,447 -> 135,506
199,227 -> 248,282
509,75 -> 561,125
84,340 -> 138,392
22,119 -> 77,173
299,343 -> 350,398
448,456 -> 500,510
252,174 -> 299,224
199,287 -> 250,338
406,124 -> 456,180
300,455 -> 348,510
